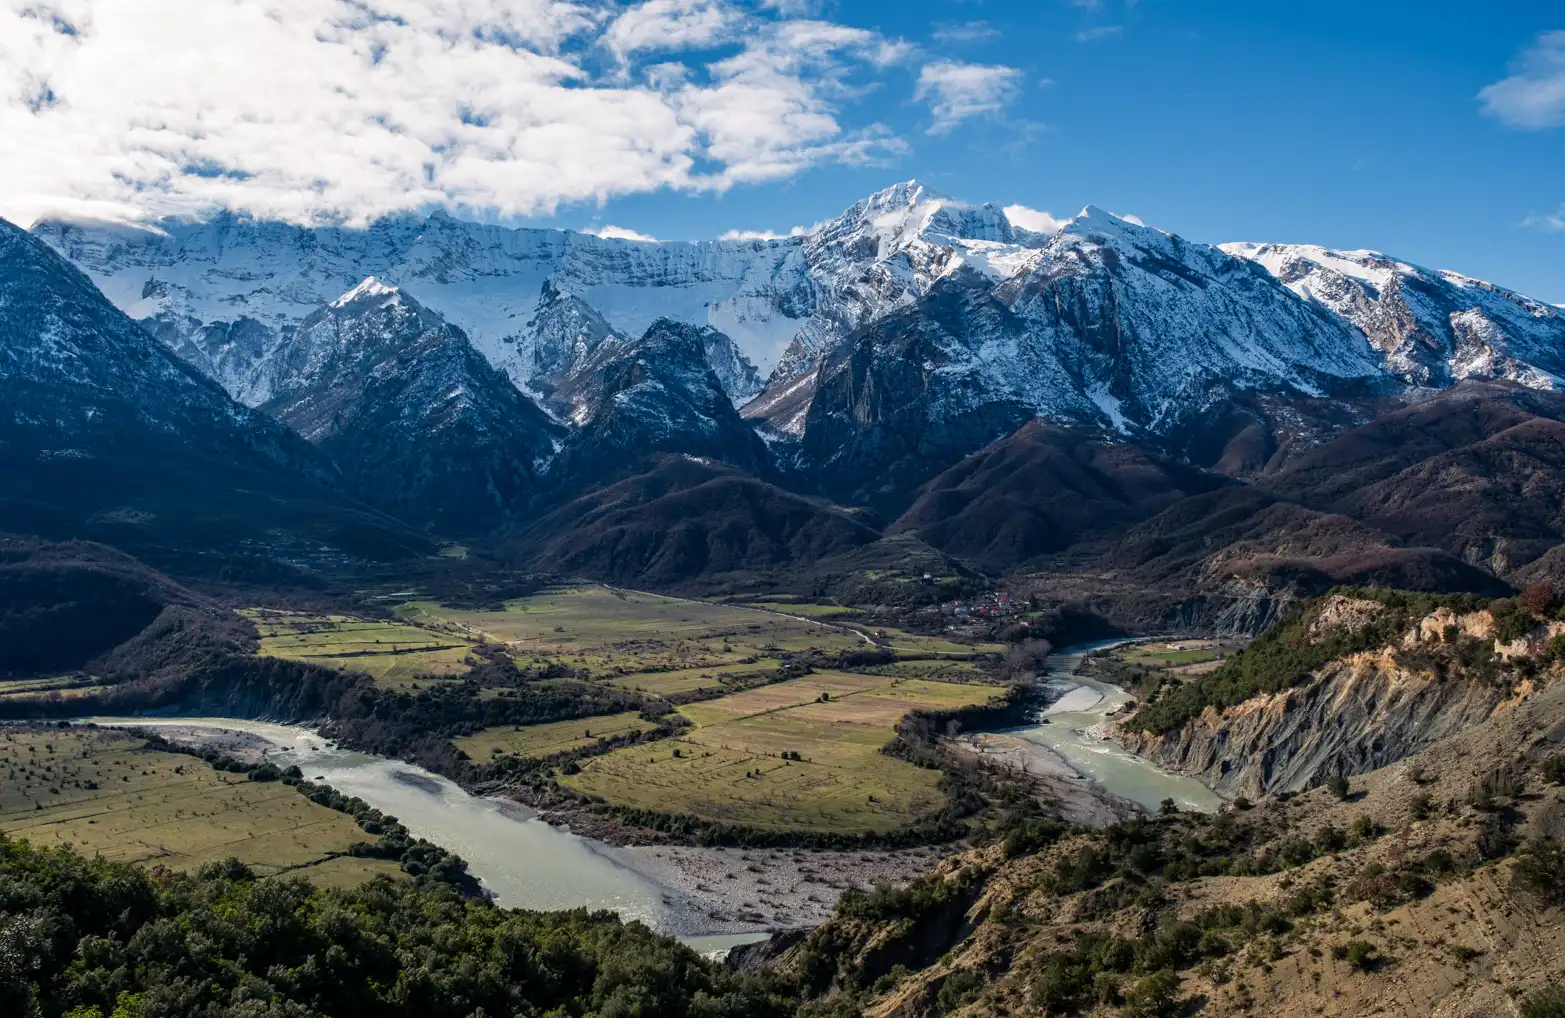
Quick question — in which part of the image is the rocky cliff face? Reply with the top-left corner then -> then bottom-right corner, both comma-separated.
1117,598 -> 1552,798
1224,242 -> 1565,388
542,318 -> 774,498
264,278 -> 566,534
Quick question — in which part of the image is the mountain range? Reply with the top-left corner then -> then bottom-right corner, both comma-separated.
10,181 -> 1565,613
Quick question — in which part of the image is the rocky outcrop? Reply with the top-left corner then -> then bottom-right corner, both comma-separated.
1119,605 -> 1551,799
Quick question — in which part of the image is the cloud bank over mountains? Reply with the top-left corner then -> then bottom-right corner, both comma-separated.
0,0 -> 1028,228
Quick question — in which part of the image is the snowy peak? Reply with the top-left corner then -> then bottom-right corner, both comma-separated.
862,178 -> 950,210
263,278 -> 563,532
331,276 -> 401,309
809,178 -> 1026,262
1223,241 -> 1565,388
524,279 -> 628,395
543,317 -> 772,496
1045,206 -> 1178,260
30,181 -> 1565,461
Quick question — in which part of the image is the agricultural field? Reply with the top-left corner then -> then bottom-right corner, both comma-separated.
600,661 -> 781,696
734,599 -> 863,618
402,585 -> 866,689
859,659 -> 988,683
0,676 -> 116,707
243,608 -> 477,688
861,625 -> 1006,659
453,711 -> 658,762
561,672 -> 1002,834
1116,638 -> 1244,674
0,726 -> 401,885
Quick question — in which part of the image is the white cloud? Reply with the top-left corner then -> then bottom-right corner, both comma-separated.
605,0 -> 733,62
671,19 -> 911,185
718,224 -> 809,240
1075,25 -> 1123,42
931,21 -> 1000,46
756,0 -> 817,13
0,0 -> 918,227
1003,204 -> 1066,235
1117,212 -> 1145,226
585,224 -> 659,241
1480,31 -> 1565,129
914,60 -> 1023,134
1523,208 -> 1565,232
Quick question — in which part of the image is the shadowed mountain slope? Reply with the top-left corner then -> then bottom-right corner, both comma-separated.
0,219 -> 427,575
263,279 -> 565,535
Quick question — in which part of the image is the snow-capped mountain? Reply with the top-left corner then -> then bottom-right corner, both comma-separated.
0,217 -> 423,565
262,278 -> 565,533
544,318 -> 773,498
27,181 -> 1565,515
29,181 -> 1048,414
1222,242 -> 1565,388
998,208 -> 1384,427
0,217 -> 326,476
797,207 -> 1387,507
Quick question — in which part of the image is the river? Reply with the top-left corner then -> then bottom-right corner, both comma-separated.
88,659 -> 1222,947
999,641 -> 1225,814
86,717 -> 766,955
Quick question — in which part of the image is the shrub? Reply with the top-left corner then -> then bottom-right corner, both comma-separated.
1522,982 -> 1565,1018
1122,969 -> 1181,1018
1326,776 -> 1351,801
1334,940 -> 1381,971
1032,954 -> 1092,1013
1549,635 -> 1565,664
1512,840 -> 1565,906
935,969 -> 984,1015
1002,819 -> 1068,859
1523,583 -> 1559,618
1492,598 -> 1537,643
1541,754 -> 1565,786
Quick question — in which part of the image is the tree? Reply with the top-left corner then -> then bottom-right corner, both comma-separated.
1122,969 -> 1181,1018
1512,840 -> 1565,906
1522,582 -> 1559,618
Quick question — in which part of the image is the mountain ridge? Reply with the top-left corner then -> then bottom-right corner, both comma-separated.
0,218 -> 428,572
36,184 -> 1561,456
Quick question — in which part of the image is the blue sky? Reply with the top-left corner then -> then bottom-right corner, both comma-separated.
4,0 -> 1560,301
563,0 -> 1565,302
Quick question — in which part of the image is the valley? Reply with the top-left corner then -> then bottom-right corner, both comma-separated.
6,175 -> 1565,1018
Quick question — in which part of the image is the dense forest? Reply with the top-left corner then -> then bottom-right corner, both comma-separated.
0,835 -> 797,1018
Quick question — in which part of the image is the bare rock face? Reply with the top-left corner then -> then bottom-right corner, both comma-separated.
262,278 -> 566,535
1116,604 -> 1546,799
541,319 -> 775,499
1223,241 -> 1565,388
1121,647 -> 1512,800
